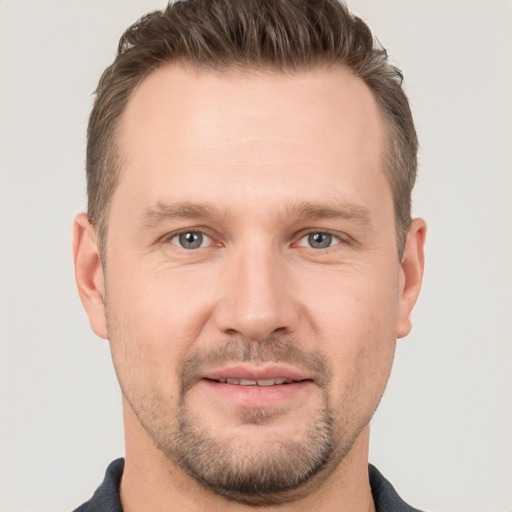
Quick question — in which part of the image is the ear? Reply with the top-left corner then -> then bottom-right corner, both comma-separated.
72,213 -> 108,339
396,218 -> 427,339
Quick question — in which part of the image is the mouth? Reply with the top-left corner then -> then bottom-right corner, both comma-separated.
206,377 -> 303,386
202,365 -> 313,385
198,366 -> 315,408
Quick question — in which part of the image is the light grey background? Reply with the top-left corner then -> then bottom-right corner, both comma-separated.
1,1 -> 511,511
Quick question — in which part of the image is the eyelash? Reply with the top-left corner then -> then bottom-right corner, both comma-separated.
166,229 -> 215,250
295,231 -> 344,249
163,228 -> 348,251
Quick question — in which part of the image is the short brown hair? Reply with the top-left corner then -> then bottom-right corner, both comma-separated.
87,0 -> 417,258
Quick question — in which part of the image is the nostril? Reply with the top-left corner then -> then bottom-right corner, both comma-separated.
270,325 -> 292,336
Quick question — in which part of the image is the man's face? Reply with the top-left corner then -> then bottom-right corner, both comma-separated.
77,64 -> 424,504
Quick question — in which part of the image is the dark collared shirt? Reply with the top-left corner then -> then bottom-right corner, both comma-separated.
73,458 -> 424,512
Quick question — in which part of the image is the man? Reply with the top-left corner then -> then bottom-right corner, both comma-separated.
72,0 -> 426,510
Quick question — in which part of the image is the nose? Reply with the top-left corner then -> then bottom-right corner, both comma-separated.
213,242 -> 300,341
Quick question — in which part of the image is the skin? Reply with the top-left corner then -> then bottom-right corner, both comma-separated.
73,64 -> 426,512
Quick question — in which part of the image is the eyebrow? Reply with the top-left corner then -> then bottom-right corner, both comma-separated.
137,200 -> 373,228
285,201 -> 373,225
137,202 -> 224,228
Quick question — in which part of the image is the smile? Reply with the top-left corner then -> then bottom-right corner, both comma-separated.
212,377 -> 295,386
199,366 -> 316,408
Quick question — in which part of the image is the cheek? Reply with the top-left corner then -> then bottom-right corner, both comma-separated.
300,262 -> 400,336
107,261 -> 215,342
103,263 -> 216,394
298,265 -> 399,403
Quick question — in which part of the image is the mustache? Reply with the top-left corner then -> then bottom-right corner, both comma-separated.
178,337 -> 332,396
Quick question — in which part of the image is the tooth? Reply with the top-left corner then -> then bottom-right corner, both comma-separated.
239,379 -> 257,386
257,379 -> 275,386
220,377 -> 295,386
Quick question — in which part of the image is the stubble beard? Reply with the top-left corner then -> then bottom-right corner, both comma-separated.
118,337 -> 369,506
167,390 -> 337,505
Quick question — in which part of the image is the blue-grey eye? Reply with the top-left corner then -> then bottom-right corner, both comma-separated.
297,232 -> 340,249
171,231 -> 209,249
308,232 -> 332,248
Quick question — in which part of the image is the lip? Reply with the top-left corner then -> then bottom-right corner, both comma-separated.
202,364 -> 312,383
199,364 -> 315,408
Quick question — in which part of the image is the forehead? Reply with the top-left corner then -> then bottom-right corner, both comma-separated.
113,63 -> 389,223
120,63 -> 385,158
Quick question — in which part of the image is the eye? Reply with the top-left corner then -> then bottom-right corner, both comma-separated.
170,231 -> 212,250
297,232 -> 341,249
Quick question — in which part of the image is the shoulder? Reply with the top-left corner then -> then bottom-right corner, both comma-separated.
72,458 -> 125,512
369,464 -> 425,512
